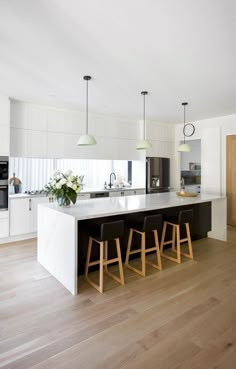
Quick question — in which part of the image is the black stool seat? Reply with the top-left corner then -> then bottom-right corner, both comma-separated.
90,220 -> 124,242
165,209 -> 193,226
125,214 -> 163,277
85,220 -> 125,293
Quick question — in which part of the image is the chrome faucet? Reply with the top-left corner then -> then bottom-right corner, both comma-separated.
108,172 -> 116,188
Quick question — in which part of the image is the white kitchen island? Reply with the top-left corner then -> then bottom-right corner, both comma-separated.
37,192 -> 226,295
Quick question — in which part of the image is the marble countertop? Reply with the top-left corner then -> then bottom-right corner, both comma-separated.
9,193 -> 47,199
39,192 -> 225,221
9,186 -> 145,199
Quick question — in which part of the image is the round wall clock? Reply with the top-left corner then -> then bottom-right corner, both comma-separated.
183,123 -> 195,137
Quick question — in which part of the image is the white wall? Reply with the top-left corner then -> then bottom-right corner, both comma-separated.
0,95 -> 10,156
175,114 -> 236,195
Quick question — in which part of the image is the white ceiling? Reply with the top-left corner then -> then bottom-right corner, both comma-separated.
0,0 -> 235,123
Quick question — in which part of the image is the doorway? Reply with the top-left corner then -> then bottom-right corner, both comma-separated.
226,135 -> 236,226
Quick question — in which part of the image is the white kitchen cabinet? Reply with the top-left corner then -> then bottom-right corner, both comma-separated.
10,128 -> 29,157
0,211 -> 9,238
0,125 -> 10,156
47,132 -> 64,158
10,100 -> 29,129
109,189 -> 145,197
109,190 -> 125,197
10,198 -> 31,236
0,95 -> 10,156
10,196 -> 48,236
77,193 -> 91,201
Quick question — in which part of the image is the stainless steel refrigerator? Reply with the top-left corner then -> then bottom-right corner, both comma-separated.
146,157 -> 170,193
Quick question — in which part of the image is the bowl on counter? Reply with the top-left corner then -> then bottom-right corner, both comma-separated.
176,191 -> 198,197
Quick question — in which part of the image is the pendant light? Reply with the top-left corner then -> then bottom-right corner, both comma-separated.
136,91 -> 152,150
77,76 -> 97,146
178,102 -> 191,152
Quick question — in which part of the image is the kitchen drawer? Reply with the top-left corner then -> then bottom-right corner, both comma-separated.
77,193 -> 91,200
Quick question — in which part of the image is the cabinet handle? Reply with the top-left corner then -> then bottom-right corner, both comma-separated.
29,199 -> 32,211
134,191 -> 136,195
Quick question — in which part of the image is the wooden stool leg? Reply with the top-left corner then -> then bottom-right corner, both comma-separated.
153,230 -> 162,271
125,228 -> 133,265
99,241 -> 104,293
176,225 -> 181,264
104,240 -> 108,272
116,238 -> 125,285
160,222 -> 167,253
85,237 -> 92,278
186,223 -> 193,259
171,225 -> 176,251
141,232 -> 146,277
180,223 -> 193,259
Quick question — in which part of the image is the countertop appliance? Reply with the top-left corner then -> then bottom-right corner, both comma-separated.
0,156 -> 8,210
146,157 -> 170,194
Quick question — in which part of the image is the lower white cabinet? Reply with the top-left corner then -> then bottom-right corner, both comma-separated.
76,193 -> 91,201
109,189 -> 145,197
10,197 -> 48,236
0,211 -> 9,238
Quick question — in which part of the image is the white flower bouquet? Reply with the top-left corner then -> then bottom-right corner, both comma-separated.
45,170 -> 81,206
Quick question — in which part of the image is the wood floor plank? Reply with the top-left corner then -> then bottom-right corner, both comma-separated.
0,227 -> 236,369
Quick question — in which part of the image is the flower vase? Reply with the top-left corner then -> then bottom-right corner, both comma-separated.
57,197 -> 71,207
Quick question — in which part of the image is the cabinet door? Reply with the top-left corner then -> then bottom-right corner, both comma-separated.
109,191 -> 125,197
77,194 -> 91,201
31,197 -> 48,233
134,189 -> 145,195
10,199 -> 31,236
0,125 -> 10,156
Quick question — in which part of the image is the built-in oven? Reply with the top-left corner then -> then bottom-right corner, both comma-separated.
0,157 -> 9,210
0,156 -> 9,182
0,185 -> 8,210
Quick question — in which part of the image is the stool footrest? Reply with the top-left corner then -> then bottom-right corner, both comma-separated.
161,252 -> 181,264
129,249 -> 142,255
104,269 -> 124,285
162,240 -> 174,246
146,260 -> 162,271
104,258 -> 119,266
145,246 -> 159,253
126,263 -> 145,277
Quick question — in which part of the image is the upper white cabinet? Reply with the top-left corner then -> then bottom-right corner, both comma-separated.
10,100 -> 175,161
0,95 -> 10,156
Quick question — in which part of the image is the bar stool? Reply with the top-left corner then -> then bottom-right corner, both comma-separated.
160,209 -> 193,264
125,214 -> 163,277
85,220 -> 125,293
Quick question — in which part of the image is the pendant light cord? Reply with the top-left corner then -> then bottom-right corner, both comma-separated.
143,93 -> 146,140
183,104 -> 186,144
86,78 -> 88,135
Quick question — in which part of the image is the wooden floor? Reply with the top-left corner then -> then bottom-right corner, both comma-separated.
1,228 -> 236,369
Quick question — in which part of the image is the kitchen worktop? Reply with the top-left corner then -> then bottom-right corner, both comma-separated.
9,186 -> 145,199
9,193 -> 47,199
39,192 -> 225,221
